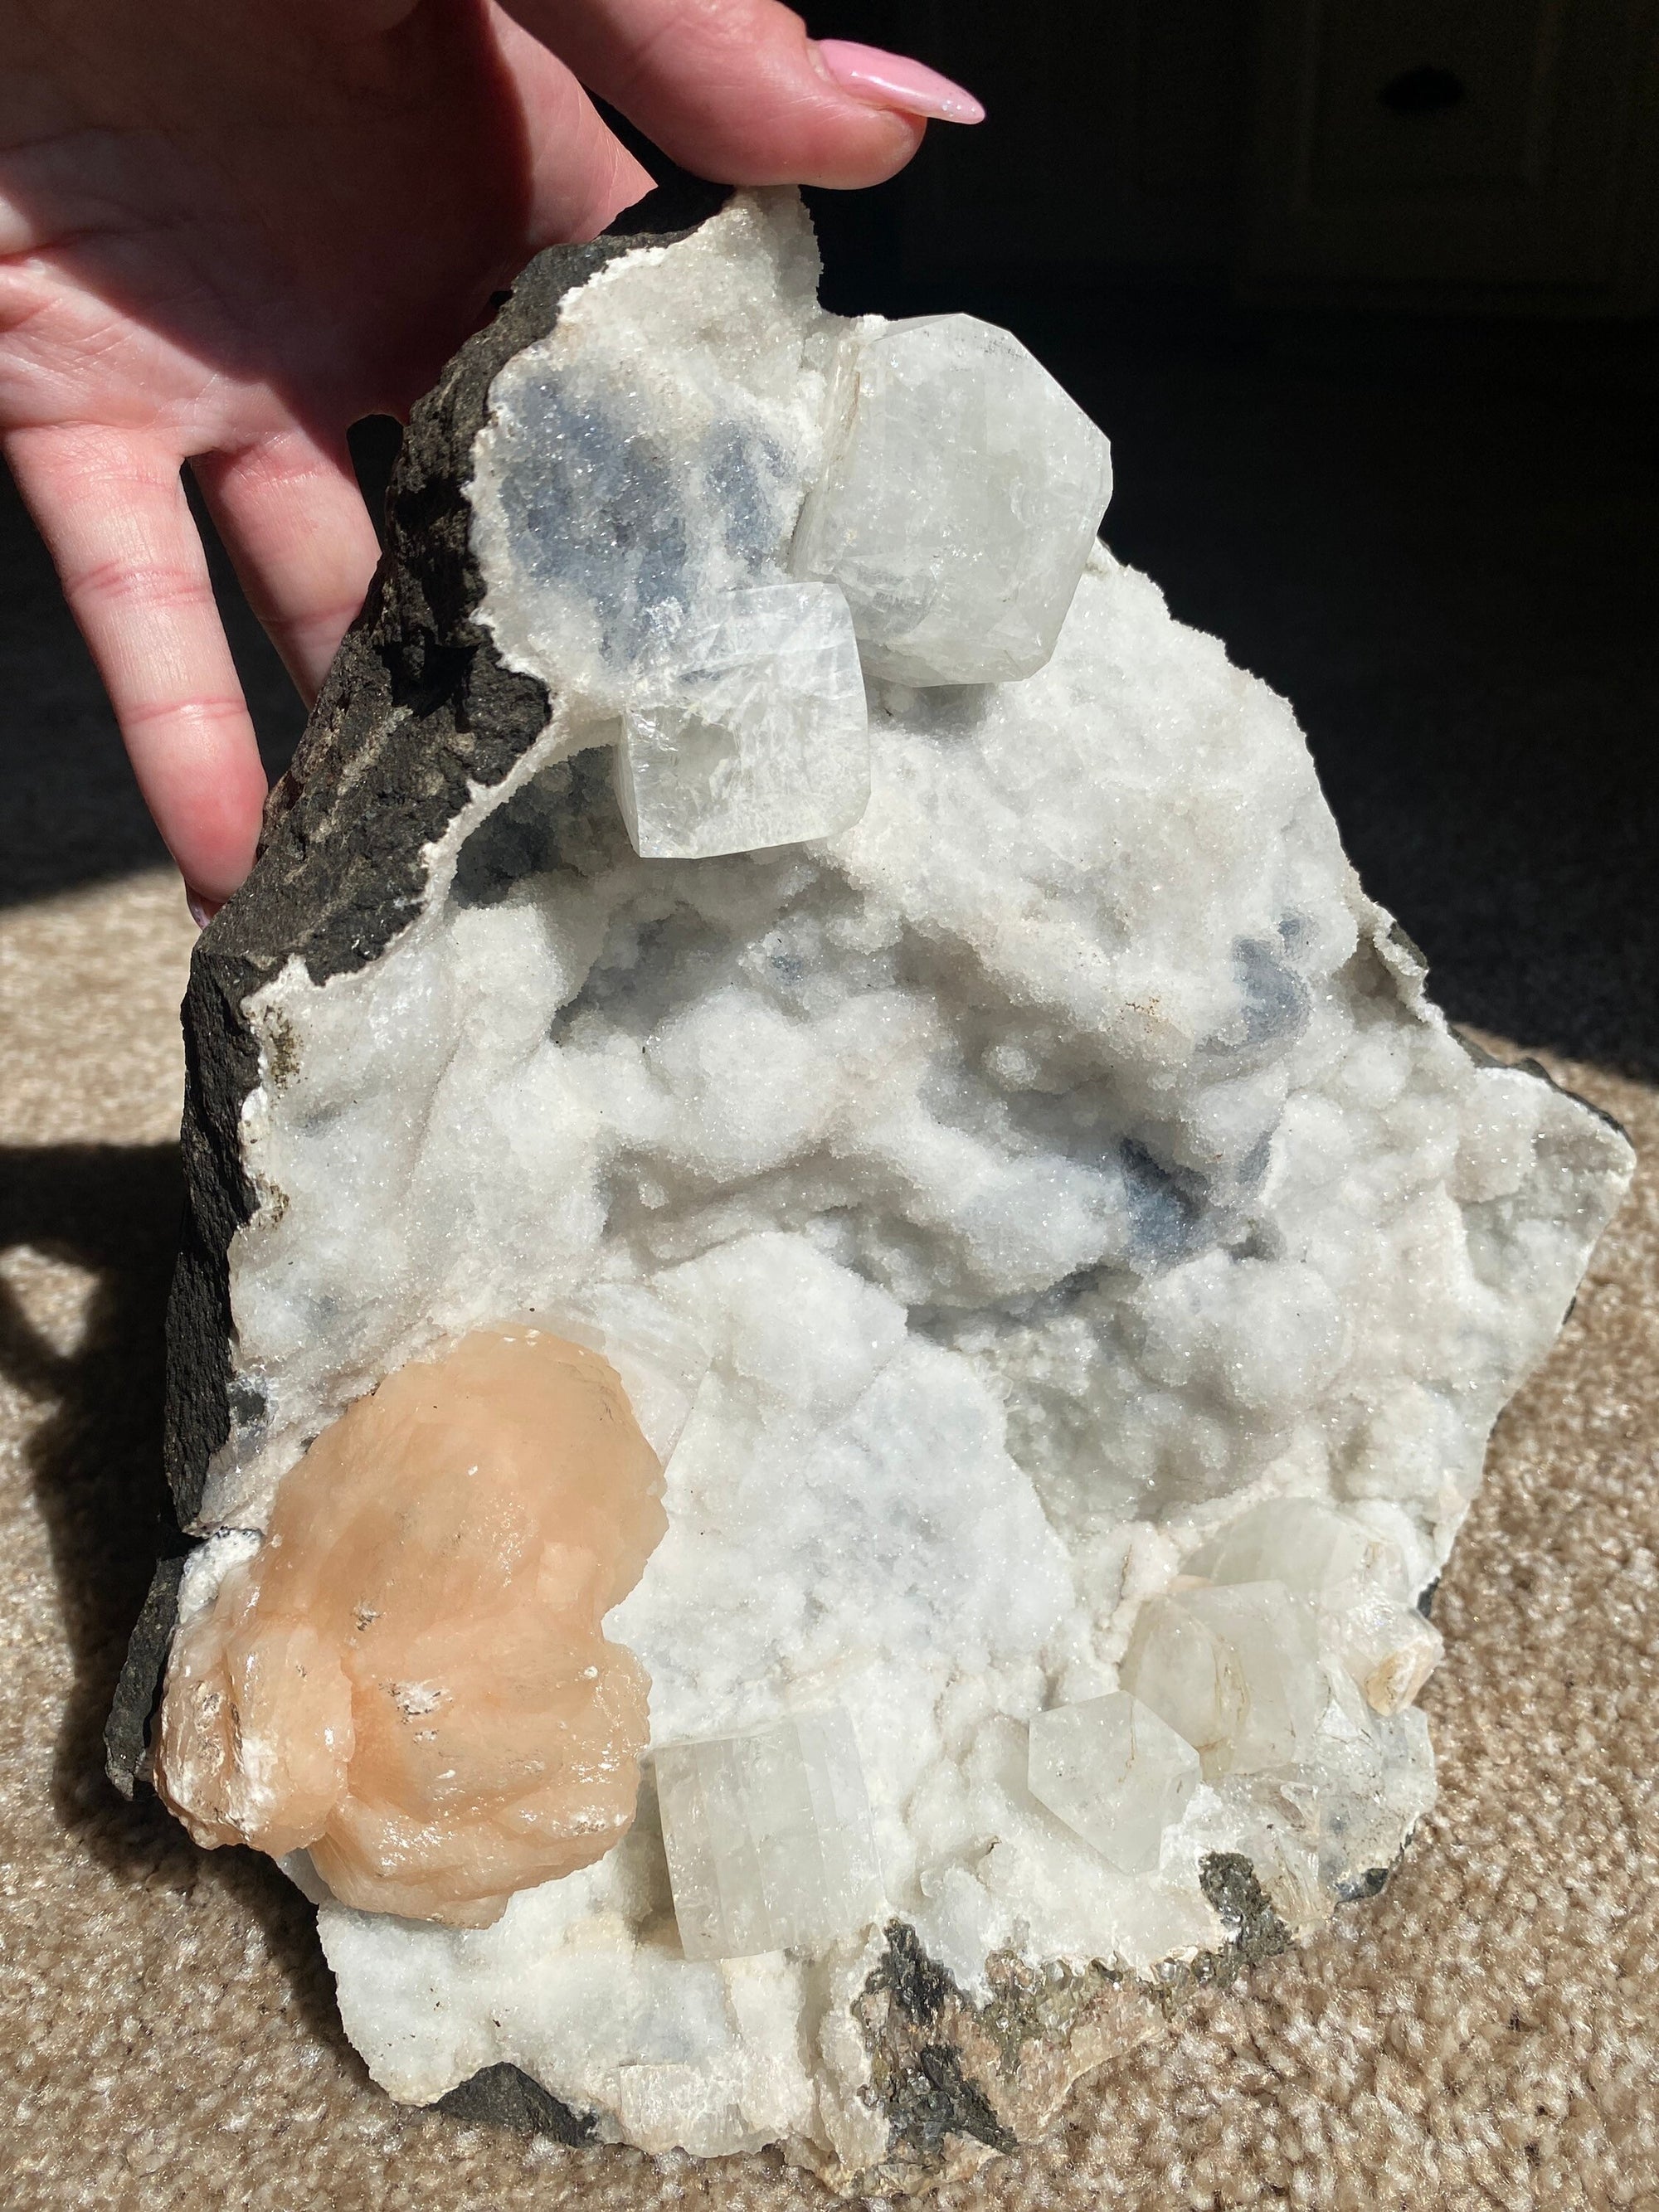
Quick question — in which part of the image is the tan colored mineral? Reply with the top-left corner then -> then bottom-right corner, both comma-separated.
154,1328 -> 666,1925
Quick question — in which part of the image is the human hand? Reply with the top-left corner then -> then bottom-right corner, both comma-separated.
0,1 -> 980,915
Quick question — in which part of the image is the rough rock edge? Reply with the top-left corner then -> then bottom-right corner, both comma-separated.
103,183 -> 728,1796
104,1555 -> 187,1796
812,1852 -> 1302,2194
434,1850 -> 1343,2197
436,2062 -> 596,2145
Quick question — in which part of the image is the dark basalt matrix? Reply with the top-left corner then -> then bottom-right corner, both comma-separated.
109,187 -> 1632,2194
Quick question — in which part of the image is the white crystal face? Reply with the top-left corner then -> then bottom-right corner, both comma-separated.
654,1709 -> 884,1961
200,194 -> 1632,2173
1193,1496 -> 1443,1714
615,582 -> 868,858
792,313 -> 1113,686
1198,1496 -> 1405,1612
1121,1582 -> 1323,1780
1027,1692 -> 1199,1874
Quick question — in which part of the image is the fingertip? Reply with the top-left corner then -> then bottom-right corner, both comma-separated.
507,0 -> 932,191
151,727 -> 269,910
577,139 -> 658,239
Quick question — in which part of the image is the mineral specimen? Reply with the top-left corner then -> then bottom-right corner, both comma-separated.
153,1328 -> 665,1924
121,187 -> 1633,2194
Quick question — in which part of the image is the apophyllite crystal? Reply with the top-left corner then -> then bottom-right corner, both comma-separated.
654,1709 -> 885,1962
1026,1693 -> 1200,1874
113,187 -> 1632,2195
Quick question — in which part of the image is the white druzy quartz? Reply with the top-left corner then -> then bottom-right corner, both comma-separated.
195,192 -> 1632,2185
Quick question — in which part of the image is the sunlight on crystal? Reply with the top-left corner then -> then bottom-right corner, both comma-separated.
616,582 -> 868,858
793,314 -> 1112,685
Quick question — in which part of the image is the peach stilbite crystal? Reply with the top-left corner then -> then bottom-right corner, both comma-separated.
154,1329 -> 666,1925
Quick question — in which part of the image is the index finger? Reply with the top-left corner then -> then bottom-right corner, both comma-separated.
502,0 -> 946,187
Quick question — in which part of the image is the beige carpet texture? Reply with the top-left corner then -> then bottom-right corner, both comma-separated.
2,868 -> 1656,2212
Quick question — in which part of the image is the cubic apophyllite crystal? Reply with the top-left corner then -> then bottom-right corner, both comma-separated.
119,188 -> 1632,2194
1027,1693 -> 1200,1874
615,581 -> 868,858
654,1709 -> 885,1962
794,314 -> 1113,685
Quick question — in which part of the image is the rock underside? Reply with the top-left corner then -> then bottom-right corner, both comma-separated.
119,189 -> 1632,2195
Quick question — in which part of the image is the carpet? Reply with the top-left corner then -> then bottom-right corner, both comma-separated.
2,868 -> 1653,2211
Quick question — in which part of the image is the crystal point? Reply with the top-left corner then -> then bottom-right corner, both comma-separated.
1200,1497 -> 1404,1612
1121,1580 -> 1324,1780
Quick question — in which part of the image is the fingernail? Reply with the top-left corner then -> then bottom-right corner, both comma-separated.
813,40 -> 985,125
186,890 -> 217,929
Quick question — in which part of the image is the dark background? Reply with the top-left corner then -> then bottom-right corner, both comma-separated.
3,0 -> 1657,1077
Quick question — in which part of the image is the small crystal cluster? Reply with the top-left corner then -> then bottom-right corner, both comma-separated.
473,276 -> 1112,863
155,1330 -> 665,1925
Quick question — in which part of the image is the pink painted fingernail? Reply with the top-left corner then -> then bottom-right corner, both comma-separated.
186,890 -> 216,929
814,40 -> 985,125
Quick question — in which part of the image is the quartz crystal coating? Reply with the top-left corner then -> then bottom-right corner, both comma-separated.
654,1709 -> 885,1962
142,189 -> 1635,2193
1027,1692 -> 1200,1874
792,313 -> 1114,684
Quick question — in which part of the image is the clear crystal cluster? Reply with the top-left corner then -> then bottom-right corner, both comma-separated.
654,1709 -> 884,1962
472,253 -> 1112,865
181,192 -> 1632,2185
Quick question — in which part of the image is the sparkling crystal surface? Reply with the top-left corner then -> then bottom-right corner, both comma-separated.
654,1709 -> 884,1962
615,582 -> 868,858
1121,1581 -> 1324,1780
792,313 -> 1113,685
1027,1691 -> 1200,1874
